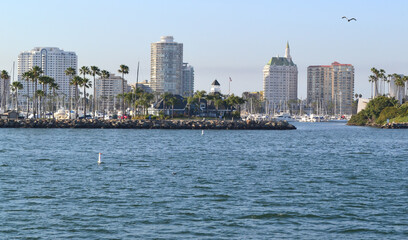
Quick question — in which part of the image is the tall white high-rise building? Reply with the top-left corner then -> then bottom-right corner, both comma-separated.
18,47 -> 77,106
150,36 -> 183,95
263,42 -> 298,109
181,63 -> 194,96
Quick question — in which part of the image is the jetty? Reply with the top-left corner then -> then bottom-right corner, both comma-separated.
0,119 -> 296,130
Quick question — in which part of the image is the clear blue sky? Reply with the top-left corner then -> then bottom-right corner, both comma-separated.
1,0 -> 407,98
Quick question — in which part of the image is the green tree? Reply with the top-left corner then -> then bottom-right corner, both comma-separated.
30,66 -> 43,118
369,67 -> 385,98
118,64 -> 129,115
22,71 -> 32,118
70,76 -> 83,119
49,81 -> 59,118
99,70 -> 110,116
36,90 -> 45,117
65,67 -> 76,119
0,70 -> 10,111
11,81 -> 23,111
186,96 -> 197,117
90,66 -> 100,116
167,95 -> 179,118
193,90 -> 206,114
38,76 -> 54,117
161,92 -> 172,116
393,74 -> 405,103
80,77 -> 92,118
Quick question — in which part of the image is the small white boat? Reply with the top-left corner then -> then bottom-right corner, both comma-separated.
273,113 -> 297,122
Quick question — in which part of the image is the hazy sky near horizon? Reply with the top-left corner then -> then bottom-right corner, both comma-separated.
1,0 -> 407,98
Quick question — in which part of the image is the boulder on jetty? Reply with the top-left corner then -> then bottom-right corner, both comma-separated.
0,119 -> 296,130
381,122 -> 408,129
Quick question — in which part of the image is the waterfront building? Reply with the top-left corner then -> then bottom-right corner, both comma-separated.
307,62 -> 354,115
17,47 -> 77,108
263,43 -> 298,111
150,36 -> 183,95
95,73 -> 128,112
131,80 -> 152,93
182,63 -> 194,96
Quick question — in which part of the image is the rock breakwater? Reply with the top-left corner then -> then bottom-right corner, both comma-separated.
381,122 -> 408,129
0,119 -> 296,130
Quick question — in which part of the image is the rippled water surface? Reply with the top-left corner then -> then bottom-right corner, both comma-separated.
0,122 -> 407,239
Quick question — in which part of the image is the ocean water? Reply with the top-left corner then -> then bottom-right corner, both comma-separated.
0,122 -> 407,239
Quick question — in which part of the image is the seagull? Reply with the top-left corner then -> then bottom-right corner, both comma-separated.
201,130 -> 204,135
342,16 -> 356,22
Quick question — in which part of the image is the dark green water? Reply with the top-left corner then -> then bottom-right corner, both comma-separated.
0,122 -> 407,239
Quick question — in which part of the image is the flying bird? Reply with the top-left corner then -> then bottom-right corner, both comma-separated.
342,16 -> 356,22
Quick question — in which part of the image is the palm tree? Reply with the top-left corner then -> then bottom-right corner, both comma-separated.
393,74 -> 405,103
90,66 -> 100,117
22,71 -> 32,118
30,66 -> 43,118
369,67 -> 381,98
379,69 -> 386,96
11,81 -> 23,111
79,77 -> 92,118
99,70 -> 110,117
214,98 -> 224,117
70,76 -> 83,119
36,90 -> 45,117
161,92 -> 172,116
49,81 -> 59,118
194,90 -> 206,114
387,74 -> 393,96
403,76 -> 408,101
186,96 -> 197,117
65,67 -> 76,119
118,64 -> 129,115
38,76 -> 54,118
167,95 -> 179,118
0,70 -> 10,111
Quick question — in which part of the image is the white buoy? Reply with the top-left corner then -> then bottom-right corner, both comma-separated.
98,153 -> 102,165
201,130 -> 204,135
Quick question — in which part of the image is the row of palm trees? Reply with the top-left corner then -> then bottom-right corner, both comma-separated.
3,63 -> 246,119
369,67 -> 408,103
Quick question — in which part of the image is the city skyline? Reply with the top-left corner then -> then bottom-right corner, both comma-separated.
1,0 -> 408,99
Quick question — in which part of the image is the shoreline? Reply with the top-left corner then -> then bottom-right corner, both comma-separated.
347,122 -> 408,129
0,119 -> 296,130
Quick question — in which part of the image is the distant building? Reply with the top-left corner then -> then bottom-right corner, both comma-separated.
307,62 -> 354,115
357,98 -> 370,113
181,63 -> 194,96
131,80 -> 152,93
17,47 -> 77,107
150,36 -> 183,95
210,80 -> 221,94
95,73 -> 128,112
263,42 -> 298,108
